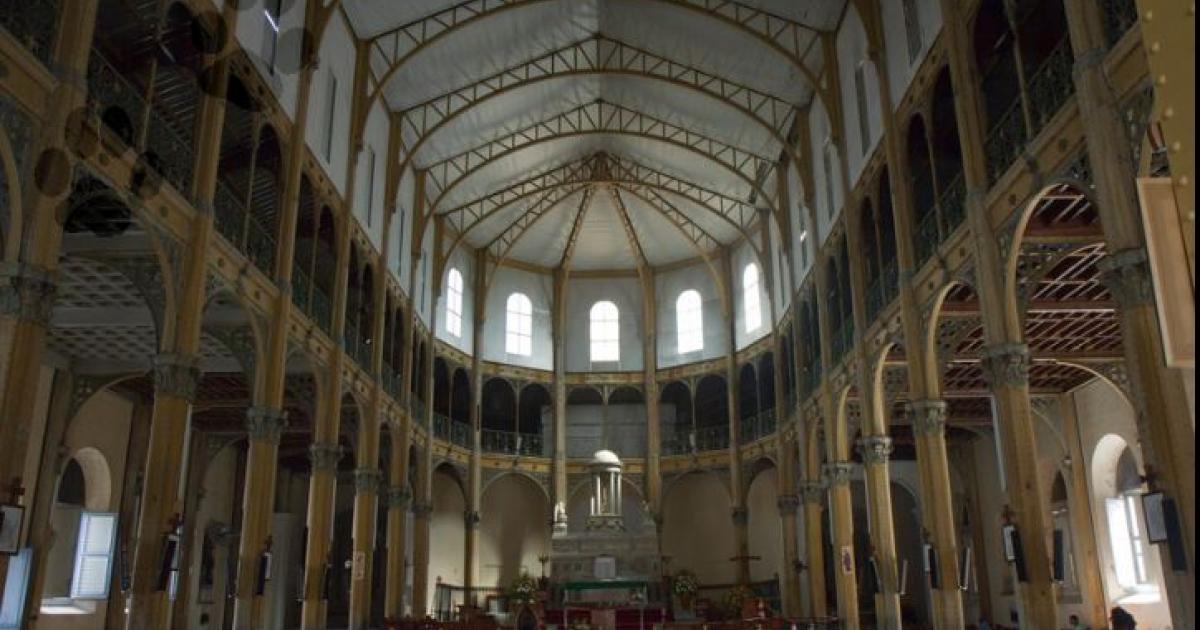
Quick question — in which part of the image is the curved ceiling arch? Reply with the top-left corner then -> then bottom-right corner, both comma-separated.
395,36 -> 800,174
361,0 -> 831,114
424,101 -> 776,211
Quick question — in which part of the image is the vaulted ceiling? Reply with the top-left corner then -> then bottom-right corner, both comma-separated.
342,0 -> 847,269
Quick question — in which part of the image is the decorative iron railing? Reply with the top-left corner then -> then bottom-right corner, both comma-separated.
1099,0 -> 1139,49
914,209 -> 941,267
291,266 -> 312,313
939,172 -> 966,233
831,319 -> 855,362
1,0 -> 60,65
662,425 -> 731,455
739,408 -> 777,444
983,99 -> 1028,186
1026,37 -> 1076,139
481,429 -> 545,457
432,414 -> 471,449
408,398 -> 425,423
311,286 -> 332,332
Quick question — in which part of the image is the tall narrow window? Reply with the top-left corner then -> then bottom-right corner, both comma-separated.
589,301 -> 620,362
743,263 -> 762,331
823,142 -> 837,220
902,0 -> 923,63
445,268 -> 463,337
262,0 -> 283,73
364,148 -> 376,227
855,62 -> 872,155
798,211 -> 810,269
1107,493 -> 1150,588
323,73 -> 338,162
70,512 -> 118,599
506,293 -> 533,356
676,290 -> 704,353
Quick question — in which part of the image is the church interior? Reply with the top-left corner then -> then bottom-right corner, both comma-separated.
0,1 -> 1194,629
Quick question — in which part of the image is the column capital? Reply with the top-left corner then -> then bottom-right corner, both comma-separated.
857,435 -> 893,465
0,262 -> 56,326
905,399 -> 948,436
981,342 -> 1030,388
153,353 -> 203,401
731,506 -> 749,526
777,494 -> 801,516
1097,248 -> 1155,308
385,485 -> 413,509
412,502 -> 433,519
799,481 -> 826,504
352,468 -> 383,494
822,461 -> 855,487
245,407 -> 288,443
308,442 -> 344,472
464,510 -> 481,529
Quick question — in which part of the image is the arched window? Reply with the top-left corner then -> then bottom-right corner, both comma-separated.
589,301 -> 620,362
445,268 -> 463,337
743,263 -> 762,332
505,293 -> 533,356
676,290 -> 704,353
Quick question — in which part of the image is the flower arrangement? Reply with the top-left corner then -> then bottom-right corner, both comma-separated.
672,569 -> 699,598
723,584 -> 755,617
508,572 -> 538,604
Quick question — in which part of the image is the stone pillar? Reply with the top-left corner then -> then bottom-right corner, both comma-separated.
859,435 -> 901,629
301,441 -> 343,628
823,461 -> 857,627
777,492 -> 802,617
231,407 -> 288,628
981,343 -> 1057,628
907,400 -> 964,629
126,354 -> 202,629
799,479 -> 827,619
348,467 -> 383,629
551,270 -> 569,532
410,500 -> 433,616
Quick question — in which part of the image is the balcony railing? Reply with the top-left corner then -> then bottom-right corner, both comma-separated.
1,0 -> 60,65
1026,37 -> 1076,139
1099,0 -> 1139,49
662,424 -> 730,455
739,409 -> 777,444
831,319 -> 854,362
983,99 -> 1028,186
939,173 -> 966,234
433,413 -> 471,449
914,209 -> 941,267
291,266 -> 312,313
408,398 -> 425,423
481,429 -> 545,457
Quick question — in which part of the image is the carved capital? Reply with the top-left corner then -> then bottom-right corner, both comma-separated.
906,399 -> 948,437
776,494 -> 800,516
822,461 -> 855,487
411,502 -> 433,519
153,354 -> 202,400
385,485 -> 413,509
857,435 -> 893,465
798,481 -> 826,504
981,343 -> 1030,388
464,510 -> 481,529
245,407 -> 288,443
352,468 -> 383,494
0,263 -> 56,325
1098,248 -> 1155,308
308,441 -> 344,472
730,506 -> 749,526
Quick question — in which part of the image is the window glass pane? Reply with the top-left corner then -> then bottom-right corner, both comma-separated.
71,512 -> 117,599
676,290 -> 704,353
506,293 -> 532,356
903,0 -> 923,63
743,264 -> 762,331
1106,497 -> 1137,588
446,268 -> 463,337
590,301 -> 619,361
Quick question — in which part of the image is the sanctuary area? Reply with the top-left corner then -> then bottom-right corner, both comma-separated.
0,1 -> 1194,629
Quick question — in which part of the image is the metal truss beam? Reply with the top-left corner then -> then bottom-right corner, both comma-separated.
440,153 -> 763,239
367,0 -> 825,107
609,188 -> 650,272
424,100 -> 775,210
396,36 -> 797,168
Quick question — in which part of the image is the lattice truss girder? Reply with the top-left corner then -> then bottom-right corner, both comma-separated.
395,35 -> 797,162
424,100 -> 775,208
441,152 -> 760,238
368,0 -> 822,99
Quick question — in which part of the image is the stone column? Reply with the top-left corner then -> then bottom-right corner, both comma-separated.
126,354 -> 202,629
410,500 -> 433,616
232,407 -> 288,628
777,492 -> 802,617
823,461 -> 858,628
301,441 -> 343,628
551,270 -> 569,532
720,252 -> 749,584
858,435 -> 901,629
1060,393 -> 1107,628
799,479 -> 827,619
907,400 -> 964,629
981,343 -> 1057,628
